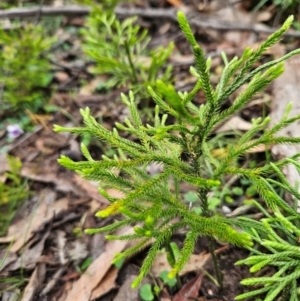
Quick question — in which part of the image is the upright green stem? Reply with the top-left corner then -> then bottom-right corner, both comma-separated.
191,132 -> 223,290
208,236 -> 223,291
165,243 -> 183,289
199,188 -> 223,290
124,40 -> 138,84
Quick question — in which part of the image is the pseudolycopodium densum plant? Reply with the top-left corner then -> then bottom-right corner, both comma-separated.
81,4 -> 173,97
234,162 -> 300,301
54,12 -> 300,296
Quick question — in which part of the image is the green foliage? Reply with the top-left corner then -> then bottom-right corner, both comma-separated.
140,283 -> 155,301
0,155 -> 31,236
0,241 -> 26,297
235,163 -> 300,301
139,269 -> 177,301
74,0 -> 125,8
54,13 -> 300,290
77,256 -> 93,273
81,5 -> 173,96
159,270 -> 177,287
254,0 -> 299,12
0,24 -> 55,112
0,1 -> 20,8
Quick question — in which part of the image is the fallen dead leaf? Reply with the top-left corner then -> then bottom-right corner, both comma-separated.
58,226 -> 134,301
56,230 -> 67,265
1,291 -> 19,301
90,267 -> 119,300
72,174 -> 111,204
25,109 -> 52,129
215,116 -> 252,133
67,239 -> 89,263
6,229 -> 50,271
0,236 -> 15,244
256,10 -> 272,22
0,154 -> 9,174
172,272 -> 204,301
40,266 -> 67,296
20,163 -> 110,205
55,71 -> 70,83
166,0 -> 183,7
0,250 -> 17,272
113,273 -> 151,301
5,191 -> 67,252
151,252 -> 211,277
152,246 -> 229,278
20,263 -> 46,301
79,76 -> 107,96
160,287 -> 172,301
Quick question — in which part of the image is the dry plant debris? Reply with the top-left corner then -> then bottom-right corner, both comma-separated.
0,1 -> 300,301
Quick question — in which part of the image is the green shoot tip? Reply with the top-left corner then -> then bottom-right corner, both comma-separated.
84,229 -> 95,235
53,124 -> 64,132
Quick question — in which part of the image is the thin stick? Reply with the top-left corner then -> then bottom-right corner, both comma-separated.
0,6 -> 300,37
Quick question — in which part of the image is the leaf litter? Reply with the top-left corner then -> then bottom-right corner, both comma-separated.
0,0 -> 298,300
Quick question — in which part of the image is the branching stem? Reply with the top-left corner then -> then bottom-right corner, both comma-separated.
193,129 -> 223,290
124,40 -> 138,84
208,237 -> 223,291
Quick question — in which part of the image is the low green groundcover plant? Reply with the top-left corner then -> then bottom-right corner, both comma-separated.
55,12 -> 300,300
0,24 -> 55,112
81,4 -> 173,97
0,155 -> 31,236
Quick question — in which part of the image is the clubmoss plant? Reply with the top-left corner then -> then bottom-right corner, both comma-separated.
81,5 -> 173,97
235,161 -> 300,301
254,0 -> 299,13
0,155 -> 31,236
0,24 -> 55,113
54,13 -> 300,290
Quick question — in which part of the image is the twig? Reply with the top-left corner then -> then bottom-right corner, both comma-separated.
0,5 -> 91,18
0,5 -> 300,37
115,7 -> 300,37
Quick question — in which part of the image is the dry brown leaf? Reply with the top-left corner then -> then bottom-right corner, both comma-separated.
1,291 -> 19,301
6,229 -> 50,271
6,191 -> 67,252
20,263 -> 46,301
160,287 -> 172,301
0,250 -> 17,272
0,236 -> 15,244
246,144 -> 270,153
151,252 -> 211,277
215,116 -> 252,133
166,0 -> 183,7
56,230 -> 67,265
79,76 -> 107,96
58,226 -> 134,301
256,11 -> 272,22
53,0 -> 64,6
20,163 -> 110,205
21,163 -> 69,187
172,272 -> 204,301
25,109 -> 52,129
40,267 -> 67,296
55,71 -> 70,83
90,267 -> 119,300
152,246 -> 228,278
67,240 -> 89,263
72,174 -> 111,204
113,274 -> 150,301
0,154 -> 9,174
